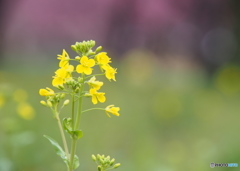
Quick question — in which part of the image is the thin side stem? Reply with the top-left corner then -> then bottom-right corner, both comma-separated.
82,108 -> 105,113
71,94 -> 75,129
56,114 -> 69,159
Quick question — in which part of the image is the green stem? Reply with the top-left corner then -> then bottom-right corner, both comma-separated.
71,94 -> 75,129
56,113 -> 69,159
82,108 -> 105,113
69,73 -> 85,170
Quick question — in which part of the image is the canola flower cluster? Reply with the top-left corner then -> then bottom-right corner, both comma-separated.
39,41 -> 120,117
38,40 -> 120,171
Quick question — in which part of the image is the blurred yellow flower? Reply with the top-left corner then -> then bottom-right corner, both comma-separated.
95,52 -> 111,65
57,49 -> 70,68
87,76 -> 103,90
102,65 -> 117,81
76,56 -> 95,75
17,102 -> 35,120
39,87 -> 55,96
0,93 -> 5,108
105,105 -> 120,117
13,89 -> 28,102
89,88 -> 106,104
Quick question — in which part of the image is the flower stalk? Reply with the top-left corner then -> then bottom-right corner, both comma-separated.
39,40 -> 121,171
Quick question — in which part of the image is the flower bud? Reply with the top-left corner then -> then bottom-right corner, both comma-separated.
113,163 -> 120,168
92,154 -> 97,161
95,46 -> 102,52
97,154 -> 101,160
71,45 -> 77,51
47,100 -> 52,107
75,56 -> 81,60
40,100 -> 47,106
97,166 -> 102,171
63,99 -> 70,106
57,85 -> 64,90
110,158 -> 115,166
60,93 -> 65,99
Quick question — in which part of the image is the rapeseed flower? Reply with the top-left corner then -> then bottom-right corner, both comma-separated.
102,65 -> 117,81
52,65 -> 74,87
87,76 -> 103,90
105,105 -> 120,117
95,52 -> 111,65
57,49 -> 70,68
39,87 -> 55,96
76,56 -> 95,75
89,88 -> 106,104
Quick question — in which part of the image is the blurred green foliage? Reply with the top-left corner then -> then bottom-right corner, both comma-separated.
0,49 -> 240,171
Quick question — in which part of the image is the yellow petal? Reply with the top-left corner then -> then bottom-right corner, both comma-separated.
97,93 -> 106,103
88,59 -> 95,67
84,67 -> 93,75
76,65 -> 84,73
92,95 -> 98,104
52,77 -> 64,86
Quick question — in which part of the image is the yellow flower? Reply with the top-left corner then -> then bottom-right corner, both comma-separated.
95,52 -> 111,65
76,56 -> 95,75
39,87 -> 55,96
87,76 -> 103,90
89,88 -> 106,104
57,49 -> 70,68
52,65 -> 74,86
0,94 -> 5,108
105,105 -> 120,117
102,65 -> 117,81
17,102 -> 35,120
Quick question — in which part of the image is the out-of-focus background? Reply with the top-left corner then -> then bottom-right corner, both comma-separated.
0,0 -> 240,170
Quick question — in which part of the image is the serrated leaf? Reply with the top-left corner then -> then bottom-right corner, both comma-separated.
43,135 -> 69,168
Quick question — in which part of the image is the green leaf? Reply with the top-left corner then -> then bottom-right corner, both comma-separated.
73,154 -> 80,169
43,135 -> 69,168
63,117 -> 73,134
72,130 -> 83,140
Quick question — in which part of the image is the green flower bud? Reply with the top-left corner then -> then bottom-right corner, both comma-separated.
75,56 -> 81,60
60,93 -> 65,99
97,166 -> 102,171
71,45 -> 77,51
110,158 -> 115,166
40,100 -> 47,106
88,51 -> 96,55
92,154 -> 97,161
100,158 -> 104,165
63,99 -> 70,106
95,46 -> 102,52
47,100 -> 52,107
97,154 -> 101,160
57,85 -> 64,90
113,163 -> 120,169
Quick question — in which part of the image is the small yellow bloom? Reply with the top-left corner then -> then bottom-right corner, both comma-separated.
0,94 -> 5,108
17,102 -> 35,120
105,105 -> 120,117
89,88 -> 106,104
87,76 -> 103,90
76,56 -> 95,75
39,87 -> 54,96
102,65 -> 117,81
52,66 -> 74,86
95,52 -> 111,65
57,49 -> 70,68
